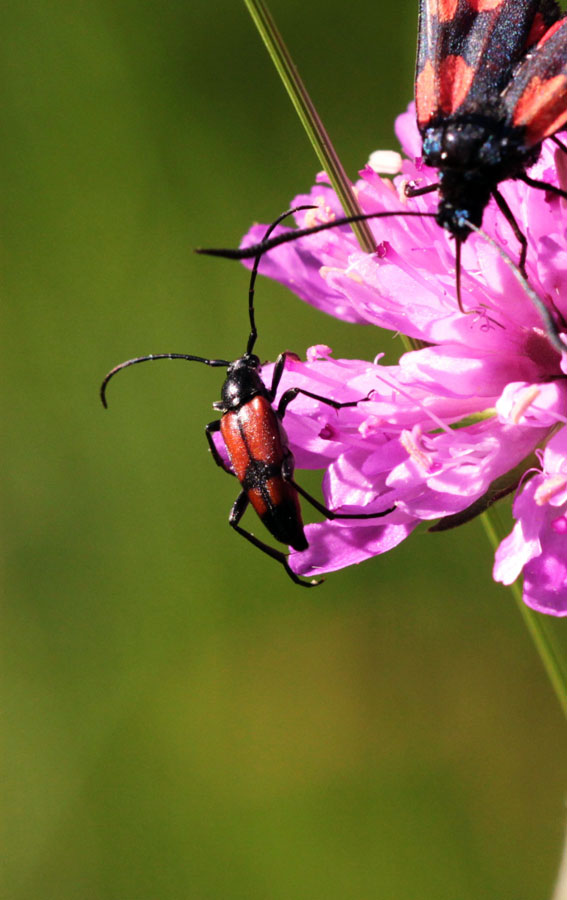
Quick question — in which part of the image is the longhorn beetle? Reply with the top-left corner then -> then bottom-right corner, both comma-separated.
101,206 -> 396,587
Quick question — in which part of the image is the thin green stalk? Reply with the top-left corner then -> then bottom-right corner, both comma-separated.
482,507 -> 567,719
243,0 -> 567,719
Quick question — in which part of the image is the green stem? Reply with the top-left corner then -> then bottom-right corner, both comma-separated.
243,0 -> 567,719
481,507 -> 567,719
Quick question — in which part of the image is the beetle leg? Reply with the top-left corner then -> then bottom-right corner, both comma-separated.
229,490 -> 323,587
267,352 -> 288,401
286,475 -> 395,520
277,386 -> 371,419
205,420 -> 234,475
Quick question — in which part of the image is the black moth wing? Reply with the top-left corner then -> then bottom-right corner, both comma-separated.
501,15 -> 567,146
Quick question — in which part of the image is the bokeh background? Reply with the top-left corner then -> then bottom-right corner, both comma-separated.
4,1 -> 567,898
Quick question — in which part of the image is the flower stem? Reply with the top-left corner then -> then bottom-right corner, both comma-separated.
481,507 -> 567,719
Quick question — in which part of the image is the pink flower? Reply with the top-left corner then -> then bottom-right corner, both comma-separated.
242,105 -> 567,614
494,429 -> 567,616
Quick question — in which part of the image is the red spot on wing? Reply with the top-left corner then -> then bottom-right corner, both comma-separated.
536,17 -> 565,47
416,59 -> 438,126
467,0 -> 504,11
417,54 -> 476,125
432,0 -> 507,20
435,0 -> 459,22
513,74 -> 567,142
440,55 -> 475,114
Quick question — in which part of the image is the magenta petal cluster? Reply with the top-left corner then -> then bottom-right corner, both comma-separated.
241,105 -> 567,614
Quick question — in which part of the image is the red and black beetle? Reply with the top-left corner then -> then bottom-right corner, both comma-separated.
101,207 -> 396,586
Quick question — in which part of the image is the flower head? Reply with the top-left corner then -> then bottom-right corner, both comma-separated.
242,105 -> 567,614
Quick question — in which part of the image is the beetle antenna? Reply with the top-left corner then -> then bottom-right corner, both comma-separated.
197,209 -> 437,262
100,353 -> 230,408
464,220 -> 566,354
246,204 -> 317,356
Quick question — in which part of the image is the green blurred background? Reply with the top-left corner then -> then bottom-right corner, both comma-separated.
3,1 -> 566,898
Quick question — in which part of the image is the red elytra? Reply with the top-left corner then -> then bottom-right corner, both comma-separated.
220,393 -> 307,551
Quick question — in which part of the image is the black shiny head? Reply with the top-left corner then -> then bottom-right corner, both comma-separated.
422,117 -> 537,240
216,354 -> 264,411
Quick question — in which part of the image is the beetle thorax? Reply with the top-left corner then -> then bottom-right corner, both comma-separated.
219,355 -> 265,410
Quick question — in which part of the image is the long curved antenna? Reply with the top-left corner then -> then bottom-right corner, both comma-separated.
464,219 -> 566,354
100,353 -> 230,408
246,204 -> 317,356
196,210 -> 437,261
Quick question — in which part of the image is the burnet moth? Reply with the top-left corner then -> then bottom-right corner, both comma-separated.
411,0 -> 567,299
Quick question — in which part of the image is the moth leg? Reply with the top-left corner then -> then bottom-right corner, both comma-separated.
493,187 -> 528,277
519,172 -> 567,202
404,181 -> 439,198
